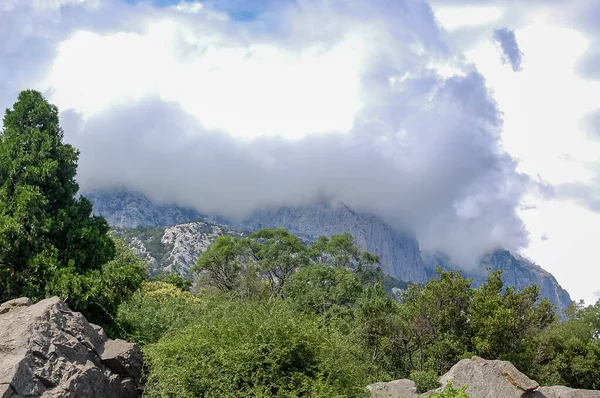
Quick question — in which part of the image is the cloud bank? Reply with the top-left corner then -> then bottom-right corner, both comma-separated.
1,0 -> 532,267
493,28 -> 524,72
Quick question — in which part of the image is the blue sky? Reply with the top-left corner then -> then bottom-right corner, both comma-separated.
126,0 -> 272,20
2,0 -> 600,304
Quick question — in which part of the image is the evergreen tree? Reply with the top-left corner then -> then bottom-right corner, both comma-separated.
0,90 -> 115,301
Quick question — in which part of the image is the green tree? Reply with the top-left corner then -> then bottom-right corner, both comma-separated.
533,300 -> 600,389
283,262 -> 363,317
193,235 -> 247,293
249,228 -> 310,296
401,268 -> 473,374
309,233 -> 379,269
0,90 -> 115,302
469,269 -> 556,371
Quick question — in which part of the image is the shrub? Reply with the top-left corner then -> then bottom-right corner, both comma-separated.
426,384 -> 469,397
143,297 -> 373,397
410,370 -> 441,393
116,281 -> 204,345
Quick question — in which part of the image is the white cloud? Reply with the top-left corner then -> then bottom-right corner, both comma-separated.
9,0 -> 600,302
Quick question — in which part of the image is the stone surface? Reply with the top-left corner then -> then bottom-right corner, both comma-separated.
438,356 -> 539,398
535,386 -> 600,398
0,297 -> 142,398
367,379 -> 418,398
367,357 -> 600,398
0,297 -> 32,314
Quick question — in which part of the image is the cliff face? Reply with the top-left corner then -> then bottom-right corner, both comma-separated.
231,203 -> 427,283
88,189 -> 572,310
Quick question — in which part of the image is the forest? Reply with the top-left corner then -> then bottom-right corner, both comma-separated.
0,90 -> 598,397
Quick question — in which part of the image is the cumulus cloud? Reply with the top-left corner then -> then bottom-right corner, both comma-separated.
493,28 -> 524,71
2,0 -> 532,268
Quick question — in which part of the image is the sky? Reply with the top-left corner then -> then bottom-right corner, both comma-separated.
1,0 -> 599,304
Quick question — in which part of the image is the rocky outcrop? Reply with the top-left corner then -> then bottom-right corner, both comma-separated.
0,297 -> 142,398
118,221 -> 243,277
367,357 -> 600,398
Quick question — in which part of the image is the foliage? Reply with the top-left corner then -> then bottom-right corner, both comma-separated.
0,90 -> 115,302
150,271 -> 192,291
532,300 -> 600,389
143,297 -> 372,398
116,281 -> 205,345
283,262 -> 363,317
309,233 -> 379,268
249,228 -> 310,296
45,237 -> 147,334
409,370 -> 441,393
426,384 -> 469,398
469,269 -> 556,372
192,235 -> 248,293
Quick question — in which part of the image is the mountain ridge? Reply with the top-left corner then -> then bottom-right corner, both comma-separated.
88,189 -> 572,310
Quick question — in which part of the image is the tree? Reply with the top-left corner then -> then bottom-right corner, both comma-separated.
309,233 -> 379,269
249,228 -> 310,296
283,262 -> 363,317
193,235 -> 248,293
469,269 -> 556,371
0,90 -> 115,301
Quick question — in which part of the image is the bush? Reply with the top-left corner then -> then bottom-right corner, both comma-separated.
116,281 -> 206,345
426,384 -> 469,398
410,370 -> 441,393
143,297 -> 373,397
46,237 -> 147,334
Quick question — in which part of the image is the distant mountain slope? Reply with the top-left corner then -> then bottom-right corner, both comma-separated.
88,189 -> 572,310
231,203 -> 427,283
114,222 -> 243,277
423,250 -> 572,311
86,189 -> 205,228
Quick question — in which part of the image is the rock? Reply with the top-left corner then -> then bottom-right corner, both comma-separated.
367,379 -> 418,397
0,297 -> 142,398
438,356 -> 538,397
0,297 -> 32,314
99,339 -> 142,386
367,357 -> 600,398
535,386 -> 600,398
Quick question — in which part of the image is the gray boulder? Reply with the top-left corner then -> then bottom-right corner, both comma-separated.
535,386 -> 600,398
438,356 -> 538,397
367,357 -> 600,398
0,297 -> 142,398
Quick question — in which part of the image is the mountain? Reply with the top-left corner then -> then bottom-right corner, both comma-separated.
230,203 -> 426,283
87,189 -> 572,310
114,222 -> 244,277
423,250 -> 572,311
86,189 -> 206,228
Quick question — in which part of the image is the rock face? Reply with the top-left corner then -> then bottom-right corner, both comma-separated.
88,189 -> 572,310
117,221 -> 243,277
367,357 -> 600,398
0,297 -> 142,398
